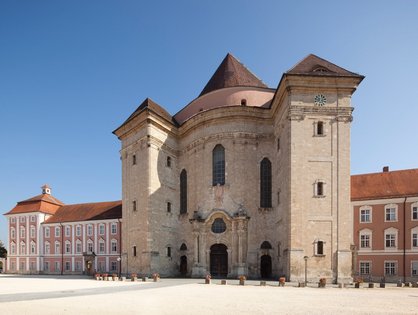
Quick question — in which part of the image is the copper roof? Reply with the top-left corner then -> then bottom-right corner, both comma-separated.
4,193 -> 64,215
113,98 -> 174,134
287,54 -> 363,77
44,200 -> 122,224
351,168 -> 418,201
199,53 -> 268,97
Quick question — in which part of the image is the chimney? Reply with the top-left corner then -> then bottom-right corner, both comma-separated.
383,166 -> 389,173
41,184 -> 51,195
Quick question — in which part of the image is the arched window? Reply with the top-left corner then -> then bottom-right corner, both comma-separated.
213,144 -> 225,185
260,158 -> 272,208
180,243 -> 187,251
166,156 -> 172,167
260,241 -> 272,249
180,169 -> 187,214
211,218 -> 226,234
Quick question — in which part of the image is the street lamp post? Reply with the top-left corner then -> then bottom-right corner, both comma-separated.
304,256 -> 309,287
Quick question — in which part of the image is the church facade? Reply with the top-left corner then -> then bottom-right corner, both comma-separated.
113,53 -> 364,283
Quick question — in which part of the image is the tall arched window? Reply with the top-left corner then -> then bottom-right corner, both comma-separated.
260,158 -> 272,208
180,169 -> 187,214
212,144 -> 225,185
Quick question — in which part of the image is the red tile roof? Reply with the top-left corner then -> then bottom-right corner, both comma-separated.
199,53 -> 268,97
287,54 -> 364,78
4,194 -> 64,215
351,168 -> 418,201
44,200 -> 122,223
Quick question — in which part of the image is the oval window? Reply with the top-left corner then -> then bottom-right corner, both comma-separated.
211,218 -> 226,233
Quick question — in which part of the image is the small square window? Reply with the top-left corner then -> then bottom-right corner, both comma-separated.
385,262 -> 397,275
385,234 -> 396,248
360,262 -> 371,275
360,234 -> 371,248
360,208 -> 371,223
385,207 -> 397,221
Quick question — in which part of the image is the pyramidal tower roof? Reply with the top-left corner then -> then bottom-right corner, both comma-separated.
286,54 -> 363,77
199,53 -> 268,97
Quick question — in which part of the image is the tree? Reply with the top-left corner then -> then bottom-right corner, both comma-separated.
0,241 -> 7,258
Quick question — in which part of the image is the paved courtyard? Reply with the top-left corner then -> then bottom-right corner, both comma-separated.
0,275 -> 418,314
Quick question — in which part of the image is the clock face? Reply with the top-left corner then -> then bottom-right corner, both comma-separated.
314,94 -> 327,106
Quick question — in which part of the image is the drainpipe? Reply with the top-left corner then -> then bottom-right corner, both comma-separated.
60,223 -> 63,276
403,197 -> 407,283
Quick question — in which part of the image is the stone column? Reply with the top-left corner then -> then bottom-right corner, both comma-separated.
227,249 -> 232,275
238,231 -> 243,265
200,232 -> 207,268
231,222 -> 237,267
193,232 -> 199,265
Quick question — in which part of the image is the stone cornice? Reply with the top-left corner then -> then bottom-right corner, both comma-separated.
181,132 -> 273,154
287,105 -> 353,121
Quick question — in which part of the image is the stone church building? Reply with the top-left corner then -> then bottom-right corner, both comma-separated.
113,53 -> 364,283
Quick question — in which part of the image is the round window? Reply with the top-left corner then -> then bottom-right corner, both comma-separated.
211,218 -> 226,233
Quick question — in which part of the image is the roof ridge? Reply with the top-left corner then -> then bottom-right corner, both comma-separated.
59,200 -> 121,207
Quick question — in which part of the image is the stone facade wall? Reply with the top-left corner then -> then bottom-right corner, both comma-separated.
116,73 -> 362,282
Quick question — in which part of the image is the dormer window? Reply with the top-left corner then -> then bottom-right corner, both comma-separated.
313,66 -> 329,73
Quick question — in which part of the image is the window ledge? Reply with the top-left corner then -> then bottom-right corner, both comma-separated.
314,195 -> 326,198
258,207 -> 273,213
314,254 -> 326,257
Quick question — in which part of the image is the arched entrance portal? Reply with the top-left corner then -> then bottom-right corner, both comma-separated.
210,244 -> 228,277
180,256 -> 187,276
260,255 -> 272,279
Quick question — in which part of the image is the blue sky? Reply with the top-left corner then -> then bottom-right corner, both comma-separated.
1,0 -> 418,244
